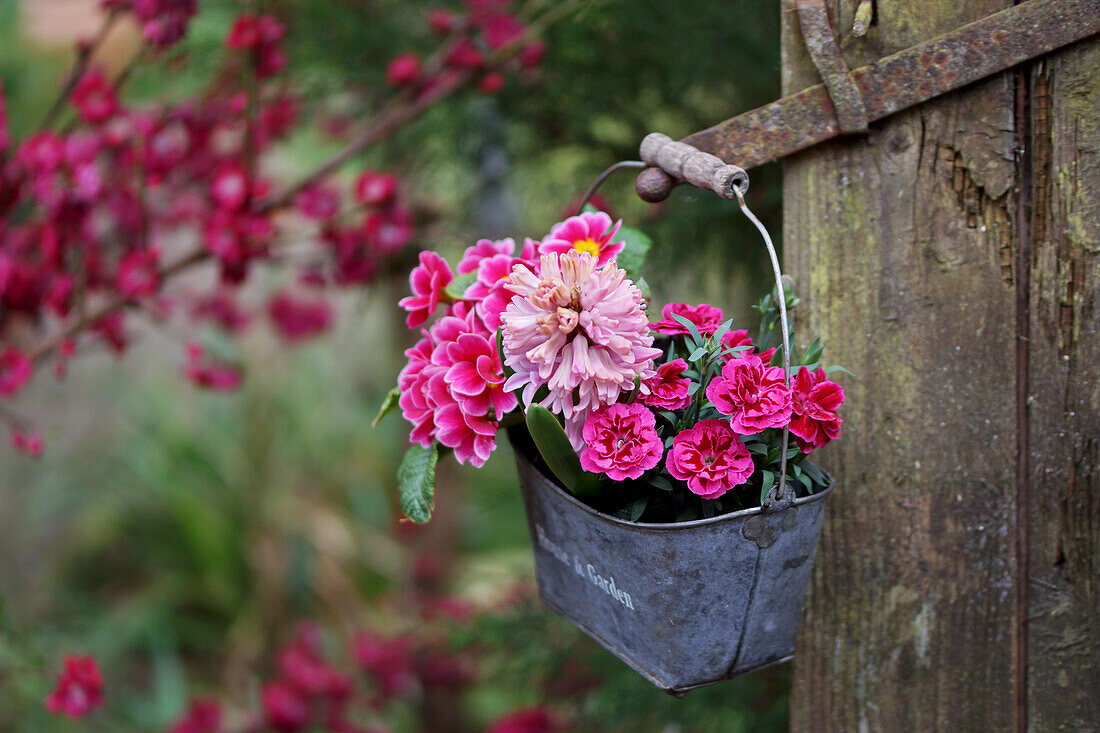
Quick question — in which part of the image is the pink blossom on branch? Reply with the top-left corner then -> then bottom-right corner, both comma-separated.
705,353 -> 792,435
0,347 -> 32,396
789,366 -> 844,452
71,69 -> 118,124
666,419 -> 754,500
267,291 -> 334,342
168,698 -> 221,733
579,403 -> 664,481
44,654 -> 104,719
11,429 -> 44,457
353,170 -> 398,207
386,52 -> 422,86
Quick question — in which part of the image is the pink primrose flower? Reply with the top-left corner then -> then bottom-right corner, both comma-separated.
653,302 -> 725,336
398,337 -> 442,446
501,250 -> 661,450
45,654 -> 104,719
641,357 -> 692,410
537,212 -> 624,268
464,246 -> 538,330
789,366 -> 844,452
443,330 -> 517,420
705,353 -> 792,434
398,251 -> 453,328
666,419 -> 754,499
579,403 -> 663,481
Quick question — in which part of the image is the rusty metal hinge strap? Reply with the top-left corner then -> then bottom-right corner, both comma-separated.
796,0 -> 869,133
637,0 -> 1100,201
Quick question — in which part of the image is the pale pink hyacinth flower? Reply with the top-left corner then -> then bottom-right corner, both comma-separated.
501,250 -> 661,449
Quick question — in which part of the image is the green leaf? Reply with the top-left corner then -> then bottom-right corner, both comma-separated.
759,470 -> 775,505
826,365 -> 855,377
635,276 -> 652,300
525,405 -> 601,498
372,387 -> 401,427
629,498 -> 648,521
713,318 -> 733,342
615,225 -> 653,279
397,443 -> 439,523
444,271 -> 477,300
687,381 -> 701,396
496,326 -> 514,380
688,346 -> 708,362
802,337 -> 824,366
671,313 -> 703,343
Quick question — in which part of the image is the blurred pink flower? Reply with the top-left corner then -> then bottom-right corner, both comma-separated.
10,429 -> 44,457
653,302 -> 725,336
295,184 -> 340,220
183,342 -> 242,391
116,246 -> 160,298
267,291 -> 334,342
71,69 -> 117,124
641,357 -> 692,410
502,250 -> 660,448
261,680 -> 310,732
789,366 -> 844,452
537,211 -> 624,268
705,353 -> 792,435
386,52 -> 422,86
44,654 -> 104,719
168,698 -> 221,733
579,403 -> 663,481
351,632 -> 417,702
666,419 -> 754,499
487,706 -> 563,733
353,171 -> 397,207
364,206 -> 414,253
0,347 -> 32,396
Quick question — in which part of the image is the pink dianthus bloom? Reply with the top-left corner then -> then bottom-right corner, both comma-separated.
641,358 -> 692,410
666,419 -> 754,499
653,302 -> 725,336
537,212 -> 624,268
705,353 -> 792,435
45,654 -> 104,719
501,250 -> 661,449
398,251 -> 454,328
579,403 -> 663,481
789,366 -> 844,452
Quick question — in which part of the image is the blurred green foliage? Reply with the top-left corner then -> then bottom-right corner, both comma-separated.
0,0 -> 789,729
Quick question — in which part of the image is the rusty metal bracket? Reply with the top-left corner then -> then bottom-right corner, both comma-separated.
796,0 -> 868,133
636,0 -> 1100,202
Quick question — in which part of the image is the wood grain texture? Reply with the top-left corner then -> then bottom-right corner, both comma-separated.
783,0 -> 1020,729
1025,41 -> 1100,730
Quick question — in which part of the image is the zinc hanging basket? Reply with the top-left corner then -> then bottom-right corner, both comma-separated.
510,426 -> 831,694
511,132 -> 834,693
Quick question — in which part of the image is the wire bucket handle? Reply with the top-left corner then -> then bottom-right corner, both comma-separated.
577,133 -> 794,510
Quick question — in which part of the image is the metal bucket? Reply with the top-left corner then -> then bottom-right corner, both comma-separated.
514,446 -> 831,694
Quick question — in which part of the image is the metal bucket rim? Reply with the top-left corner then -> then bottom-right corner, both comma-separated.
516,448 -> 833,531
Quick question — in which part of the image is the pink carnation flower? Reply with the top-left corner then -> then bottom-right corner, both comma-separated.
579,403 -> 663,481
501,250 -> 661,449
666,419 -> 754,499
705,353 -> 792,435
641,358 -> 692,410
398,251 -> 453,328
537,212 -> 624,268
789,366 -> 844,452
653,302 -> 725,336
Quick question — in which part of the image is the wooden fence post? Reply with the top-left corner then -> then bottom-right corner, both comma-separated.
782,1 -> 1100,729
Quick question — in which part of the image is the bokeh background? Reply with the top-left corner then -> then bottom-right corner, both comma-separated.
0,1 -> 787,730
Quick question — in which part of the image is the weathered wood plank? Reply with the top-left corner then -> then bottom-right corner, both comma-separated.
1025,41 -> 1100,730
784,1 -> 1019,728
